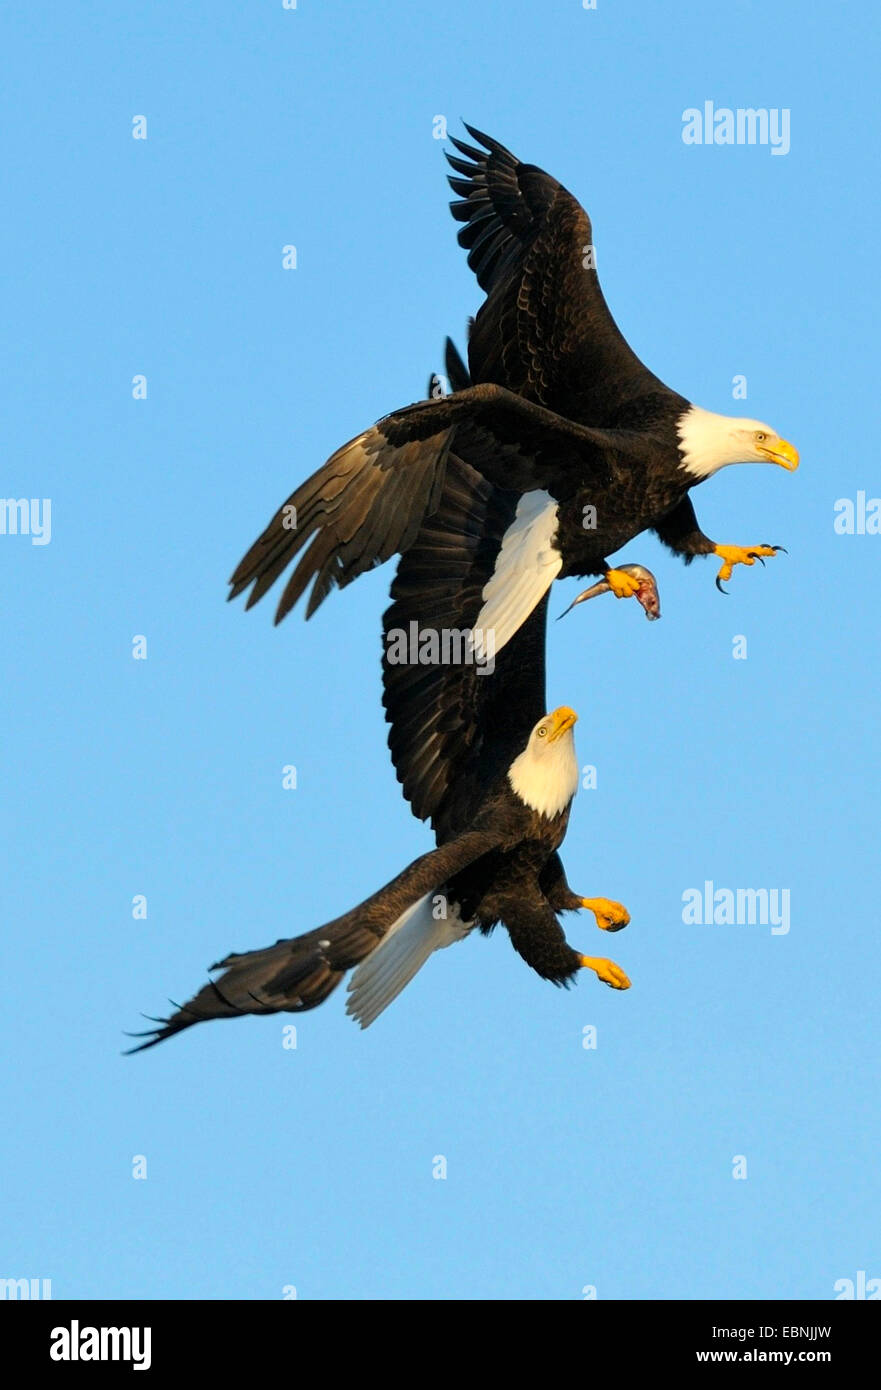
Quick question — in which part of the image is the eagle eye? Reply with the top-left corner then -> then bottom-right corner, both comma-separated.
537,726 -> 547,738
755,431 -> 767,442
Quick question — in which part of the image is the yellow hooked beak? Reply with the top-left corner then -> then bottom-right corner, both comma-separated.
546,706 -> 578,742
761,438 -> 799,471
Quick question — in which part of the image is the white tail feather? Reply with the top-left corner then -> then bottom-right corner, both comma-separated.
473,490 -> 562,659
346,894 -> 472,1029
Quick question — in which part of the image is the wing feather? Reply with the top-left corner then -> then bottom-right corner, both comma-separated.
447,124 -> 668,422
230,383 -> 625,622
383,451 -> 550,840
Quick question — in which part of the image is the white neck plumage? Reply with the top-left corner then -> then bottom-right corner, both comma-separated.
508,733 -> 579,820
676,404 -> 753,480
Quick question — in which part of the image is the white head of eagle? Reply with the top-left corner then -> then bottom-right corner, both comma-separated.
508,705 -> 580,820
677,406 -> 800,480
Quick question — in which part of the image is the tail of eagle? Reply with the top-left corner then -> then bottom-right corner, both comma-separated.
127,830 -> 495,1050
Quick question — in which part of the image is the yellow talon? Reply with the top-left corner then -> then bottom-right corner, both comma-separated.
579,955 -> 631,990
580,897 -> 630,933
605,567 -> 642,600
713,543 -> 781,586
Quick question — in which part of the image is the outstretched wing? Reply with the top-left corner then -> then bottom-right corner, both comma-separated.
448,124 -> 670,423
228,420 -> 454,623
228,383 -> 627,623
127,828 -> 500,1050
383,450 -> 550,841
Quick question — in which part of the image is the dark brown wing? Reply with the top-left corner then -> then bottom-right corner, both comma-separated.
427,336 -> 472,399
383,452 -> 549,842
229,383 -> 627,623
127,827 -> 500,1050
229,421 -> 454,623
448,124 -> 671,423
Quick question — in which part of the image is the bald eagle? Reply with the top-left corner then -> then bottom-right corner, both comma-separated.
228,124 -> 797,651
130,339 -> 659,1050
127,701 -> 630,1049
132,439 -> 647,1047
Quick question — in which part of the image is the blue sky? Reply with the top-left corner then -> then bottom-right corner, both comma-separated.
3,0 -> 879,1300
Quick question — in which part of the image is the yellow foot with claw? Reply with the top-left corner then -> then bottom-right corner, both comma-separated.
580,955 -> 631,990
713,543 -> 785,592
605,567 -> 642,600
580,897 -> 630,933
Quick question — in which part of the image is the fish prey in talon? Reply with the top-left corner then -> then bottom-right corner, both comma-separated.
557,564 -> 661,622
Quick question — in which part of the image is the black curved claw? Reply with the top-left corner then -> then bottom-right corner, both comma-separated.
715,577 -> 729,594
747,552 -> 766,566
765,544 -> 788,555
